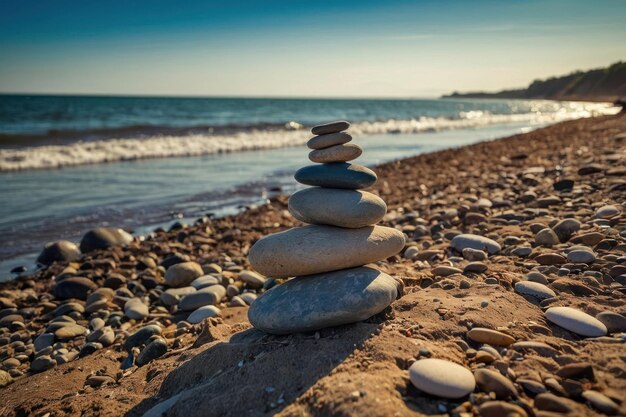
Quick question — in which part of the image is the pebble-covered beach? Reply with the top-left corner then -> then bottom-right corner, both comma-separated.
0,113 -> 625,417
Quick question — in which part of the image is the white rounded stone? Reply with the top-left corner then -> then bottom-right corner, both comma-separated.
190,275 -> 221,290
515,281 -> 556,300
409,358 -> 475,399
179,285 -> 226,311
567,250 -> 596,264
187,305 -> 220,324
450,234 -> 501,255
545,307 -> 607,337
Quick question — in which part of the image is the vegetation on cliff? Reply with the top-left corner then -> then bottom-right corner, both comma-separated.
444,61 -> 626,102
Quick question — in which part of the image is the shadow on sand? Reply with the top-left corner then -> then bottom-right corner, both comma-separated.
125,319 -> 381,417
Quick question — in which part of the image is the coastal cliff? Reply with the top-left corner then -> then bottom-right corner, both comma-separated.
444,61 -> 626,102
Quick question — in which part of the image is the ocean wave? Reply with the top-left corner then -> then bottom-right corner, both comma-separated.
0,122 -> 296,147
0,103 -> 619,172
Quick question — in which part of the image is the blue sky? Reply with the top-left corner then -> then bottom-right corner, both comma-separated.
0,0 -> 624,97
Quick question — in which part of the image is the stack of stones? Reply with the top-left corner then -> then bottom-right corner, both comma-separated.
248,121 -> 405,334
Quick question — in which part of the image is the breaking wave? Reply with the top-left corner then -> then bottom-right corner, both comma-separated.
0,102 -> 619,172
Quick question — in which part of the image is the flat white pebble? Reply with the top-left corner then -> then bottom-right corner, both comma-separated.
515,281 -> 556,300
409,358 -> 475,398
545,306 -> 607,337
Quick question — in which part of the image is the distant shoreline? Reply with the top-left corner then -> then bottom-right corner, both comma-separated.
442,61 -> 625,103
441,94 -> 617,103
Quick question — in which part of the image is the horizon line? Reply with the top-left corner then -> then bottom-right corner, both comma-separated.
0,92 -> 452,100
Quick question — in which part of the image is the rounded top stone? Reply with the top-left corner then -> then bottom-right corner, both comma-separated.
311,120 -> 350,135
409,358 -> 475,398
450,234 -> 501,255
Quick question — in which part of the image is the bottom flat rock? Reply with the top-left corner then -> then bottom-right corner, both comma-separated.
248,266 -> 398,334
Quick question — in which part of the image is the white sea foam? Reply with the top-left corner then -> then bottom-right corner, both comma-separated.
0,102 -> 618,172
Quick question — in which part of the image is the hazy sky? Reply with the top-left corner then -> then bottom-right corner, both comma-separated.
1,0 -> 624,97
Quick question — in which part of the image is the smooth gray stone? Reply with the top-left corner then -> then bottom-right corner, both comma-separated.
595,311 -> 626,333
165,262 -> 204,287
450,234 -> 501,255
187,305 -> 221,324
124,324 -> 161,351
239,271 -> 265,289
190,275 -> 220,290
552,218 -> 581,242
160,286 -> 196,306
87,326 -> 115,346
30,355 -> 56,373
311,120 -> 350,136
124,298 -> 149,320
248,267 -> 398,334
53,277 -> 97,300
239,293 -> 257,305
52,296 -> 83,317
248,225 -> 405,278
526,271 -> 549,284
535,228 -> 560,247
79,341 -> 103,357
595,204 -> 620,219
294,163 -> 377,189
54,323 -> 88,340
90,317 -> 105,331
462,248 -> 487,261
309,143 -> 362,163
37,240 -> 81,266
474,368 -> 518,399
307,132 -> 352,150
179,285 -> 226,311
288,188 -> 386,228
34,333 -> 55,352
582,390 -> 619,415
567,249 -> 596,263
79,227 -> 133,253
511,246 -> 532,257
137,338 -> 168,366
